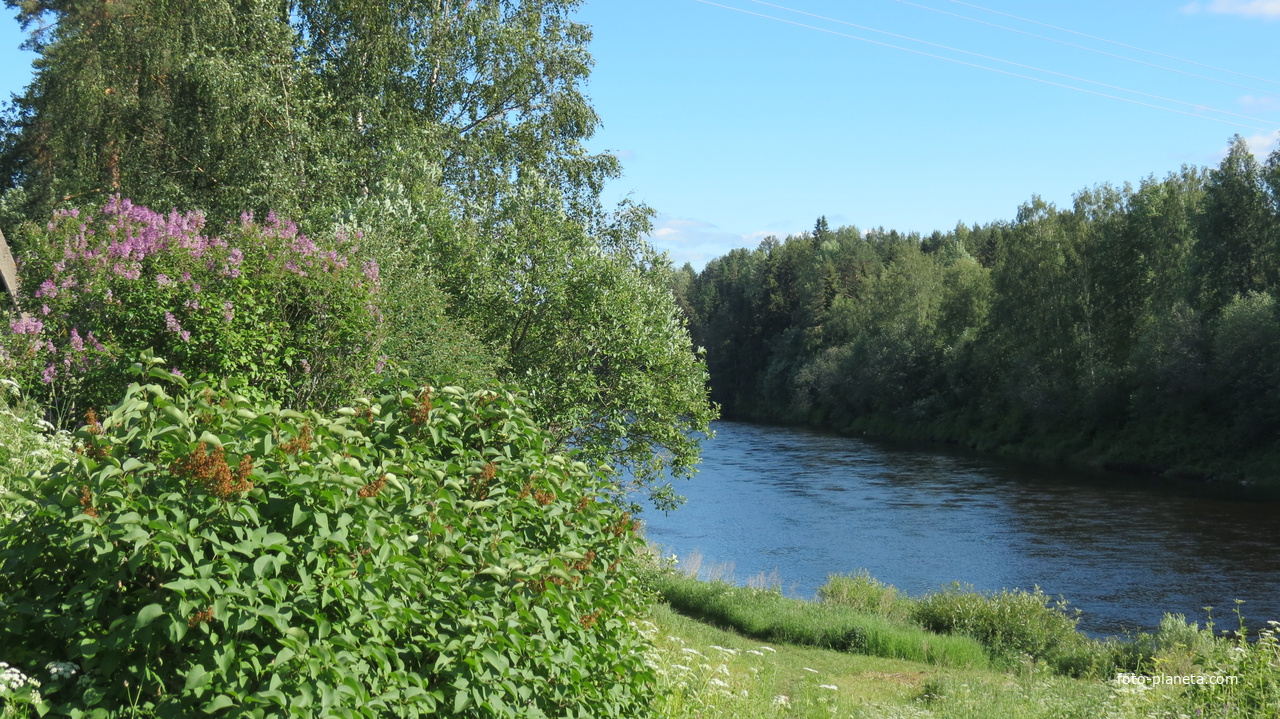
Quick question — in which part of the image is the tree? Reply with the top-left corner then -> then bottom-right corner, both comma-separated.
1194,135 -> 1274,314
0,0 -> 326,228
1,0 -> 718,508
296,0 -> 618,226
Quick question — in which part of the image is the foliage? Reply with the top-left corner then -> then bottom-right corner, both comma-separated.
1,0 -> 616,231
1,0 -> 718,502
910,583 -> 1087,670
0,378 -> 73,515
684,138 -> 1280,484
350,181 -> 717,510
0,0 -> 326,228
0,199 -> 385,427
0,356 -> 655,718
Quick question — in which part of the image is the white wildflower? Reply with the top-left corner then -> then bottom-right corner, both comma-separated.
46,661 -> 79,680
680,647 -> 704,657
709,645 -> 738,655
819,684 -> 839,690
716,663 -> 730,675
773,695 -> 790,706
746,649 -> 764,656
672,664 -> 692,672
709,678 -> 729,688
0,662 -> 40,694
759,646 -> 776,653
803,667 -> 819,674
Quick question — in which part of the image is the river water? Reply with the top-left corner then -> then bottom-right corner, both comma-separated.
639,421 -> 1280,637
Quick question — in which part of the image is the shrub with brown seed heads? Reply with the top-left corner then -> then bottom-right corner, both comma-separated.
408,389 -> 433,425
358,474 -> 388,498
79,485 -> 98,518
187,607 -> 214,628
280,423 -> 313,455
170,443 -> 253,500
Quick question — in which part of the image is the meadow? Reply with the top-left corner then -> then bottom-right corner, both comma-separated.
644,552 -> 1280,718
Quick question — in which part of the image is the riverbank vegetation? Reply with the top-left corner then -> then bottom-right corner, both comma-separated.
679,140 -> 1280,484
645,559 -> 1280,718
0,1 -> 714,716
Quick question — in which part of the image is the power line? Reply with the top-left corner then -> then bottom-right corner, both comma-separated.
885,0 -> 1280,99
744,0 -> 1276,126
692,0 -> 1277,133
937,0 -> 1280,90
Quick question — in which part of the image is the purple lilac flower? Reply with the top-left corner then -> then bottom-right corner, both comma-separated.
35,279 -> 58,299
40,305 -> 51,315
362,259 -> 380,284
156,274 -> 173,287
87,331 -> 105,352
223,301 -> 234,322
165,312 -> 182,334
41,365 -> 56,384
9,317 -> 43,334
171,367 -> 184,378
375,354 -> 388,373
300,359 -> 311,374
185,299 -> 201,311
70,328 -> 84,353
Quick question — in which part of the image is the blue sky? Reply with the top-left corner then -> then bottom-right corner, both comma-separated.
0,3 -> 1276,269
575,0 -> 1280,268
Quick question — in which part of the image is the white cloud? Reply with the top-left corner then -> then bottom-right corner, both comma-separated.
1239,94 -> 1280,110
1214,132 -> 1280,162
1187,0 -> 1280,18
645,215 -> 805,270
1243,131 -> 1280,156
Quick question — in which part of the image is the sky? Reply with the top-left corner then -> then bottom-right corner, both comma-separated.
0,3 -> 1276,269
574,0 -> 1280,268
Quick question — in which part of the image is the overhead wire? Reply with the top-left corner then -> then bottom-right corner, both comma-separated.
936,0 -> 1280,90
882,0 -> 1280,99
690,0 -> 1279,133
743,0 -> 1276,126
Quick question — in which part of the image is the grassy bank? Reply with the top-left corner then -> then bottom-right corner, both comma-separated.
646,562 -> 1280,718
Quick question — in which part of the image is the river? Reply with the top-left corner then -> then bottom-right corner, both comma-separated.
639,421 -> 1280,637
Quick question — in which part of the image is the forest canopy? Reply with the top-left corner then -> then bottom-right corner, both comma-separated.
677,135 -> 1280,483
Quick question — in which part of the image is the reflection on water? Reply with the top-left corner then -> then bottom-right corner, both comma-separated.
640,421 -> 1280,636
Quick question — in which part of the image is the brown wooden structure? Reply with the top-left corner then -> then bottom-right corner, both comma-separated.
0,228 -> 17,309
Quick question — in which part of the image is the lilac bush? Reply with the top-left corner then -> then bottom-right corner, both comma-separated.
1,197 -> 385,425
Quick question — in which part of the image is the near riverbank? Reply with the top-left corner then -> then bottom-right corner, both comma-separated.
646,562 -> 1280,718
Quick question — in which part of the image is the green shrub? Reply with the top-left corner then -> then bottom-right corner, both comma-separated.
1,199 -> 385,427
0,356 -> 655,718
0,378 -> 73,516
655,574 -> 987,668
910,583 -> 1085,669
818,570 -> 911,622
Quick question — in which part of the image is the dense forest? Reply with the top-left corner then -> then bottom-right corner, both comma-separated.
678,137 -> 1280,483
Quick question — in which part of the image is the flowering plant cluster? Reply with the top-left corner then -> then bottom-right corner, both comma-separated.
0,359 -> 654,717
1,198 -> 385,425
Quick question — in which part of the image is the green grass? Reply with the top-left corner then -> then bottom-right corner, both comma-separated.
654,573 -> 990,668
647,562 -> 1280,719
645,602 -> 1112,719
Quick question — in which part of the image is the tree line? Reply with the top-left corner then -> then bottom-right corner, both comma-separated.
678,136 -> 1280,481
